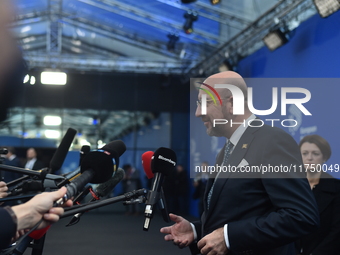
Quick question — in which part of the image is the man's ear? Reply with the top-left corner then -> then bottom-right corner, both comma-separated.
229,96 -> 234,114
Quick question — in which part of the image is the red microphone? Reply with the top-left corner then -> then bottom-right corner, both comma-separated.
141,149 -> 172,230
29,226 -> 51,240
142,151 -> 154,179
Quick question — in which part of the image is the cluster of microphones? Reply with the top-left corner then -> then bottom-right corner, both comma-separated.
0,128 -> 177,255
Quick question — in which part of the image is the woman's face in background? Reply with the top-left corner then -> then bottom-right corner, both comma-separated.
300,142 -> 324,171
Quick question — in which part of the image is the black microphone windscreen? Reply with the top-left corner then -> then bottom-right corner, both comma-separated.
96,168 -> 125,197
80,151 -> 114,184
101,140 -> 126,157
80,145 -> 91,154
151,147 -> 177,176
50,128 -> 77,173
79,145 -> 91,166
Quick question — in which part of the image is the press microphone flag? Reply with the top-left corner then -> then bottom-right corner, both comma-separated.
143,147 -> 176,231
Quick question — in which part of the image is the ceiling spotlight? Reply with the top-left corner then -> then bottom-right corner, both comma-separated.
167,33 -> 179,51
30,76 -> 36,85
41,71 -> 67,85
183,10 -> 198,34
313,0 -> 340,18
263,27 -> 289,51
43,116 -> 62,126
23,74 -> 29,83
210,0 -> 221,5
44,130 -> 61,139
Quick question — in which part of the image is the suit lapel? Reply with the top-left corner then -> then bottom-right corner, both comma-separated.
203,125 -> 259,225
202,143 -> 226,211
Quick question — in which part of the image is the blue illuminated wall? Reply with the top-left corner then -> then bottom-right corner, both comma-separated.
237,11 -> 340,178
190,11 -> 340,217
238,12 -> 340,78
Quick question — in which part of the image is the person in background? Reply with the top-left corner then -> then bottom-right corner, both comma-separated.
163,164 -> 189,215
23,147 -> 44,170
173,164 -> 189,215
296,134 -> 340,255
2,147 -> 21,182
122,164 -> 142,215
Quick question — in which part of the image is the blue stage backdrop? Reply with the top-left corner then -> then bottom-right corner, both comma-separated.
189,11 -> 340,218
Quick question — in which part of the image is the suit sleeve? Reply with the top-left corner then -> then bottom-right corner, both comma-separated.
312,187 -> 340,254
188,219 -> 202,255
0,207 -> 17,250
227,130 -> 319,252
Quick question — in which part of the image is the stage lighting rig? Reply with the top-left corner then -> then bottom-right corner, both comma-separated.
167,33 -> 179,51
313,0 -> 340,18
183,10 -> 198,34
210,0 -> 221,5
263,26 -> 289,51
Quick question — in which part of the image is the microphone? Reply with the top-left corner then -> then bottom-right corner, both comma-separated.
66,168 -> 125,227
79,145 -> 91,166
49,128 -> 77,173
143,147 -> 176,231
142,151 -> 154,179
142,151 -> 170,224
8,128 -> 77,194
96,168 -> 125,197
58,145 -> 91,187
55,140 -> 126,206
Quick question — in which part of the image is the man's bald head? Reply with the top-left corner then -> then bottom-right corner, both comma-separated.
195,71 -> 252,138
202,71 -> 249,113
203,71 -> 248,99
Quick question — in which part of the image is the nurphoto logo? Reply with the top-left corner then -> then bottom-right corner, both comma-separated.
197,82 -> 312,128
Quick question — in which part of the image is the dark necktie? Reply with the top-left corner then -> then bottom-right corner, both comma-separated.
207,140 -> 233,210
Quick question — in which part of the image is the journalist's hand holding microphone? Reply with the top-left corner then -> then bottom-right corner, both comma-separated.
11,187 -> 73,231
0,181 -> 8,199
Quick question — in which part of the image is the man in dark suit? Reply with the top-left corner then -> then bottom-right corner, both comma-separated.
2,147 -> 21,182
23,147 -> 44,170
160,71 -> 319,255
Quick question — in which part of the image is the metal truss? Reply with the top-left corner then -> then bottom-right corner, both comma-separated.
77,0 -> 221,46
47,0 -> 63,53
61,13 -> 180,59
62,36 -> 124,58
23,52 -> 193,74
194,1 -> 253,24
156,0 -> 251,31
11,11 -> 49,27
184,0 -> 317,79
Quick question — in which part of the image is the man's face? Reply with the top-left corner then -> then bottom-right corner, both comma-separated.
27,149 -> 36,160
195,85 -> 231,137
